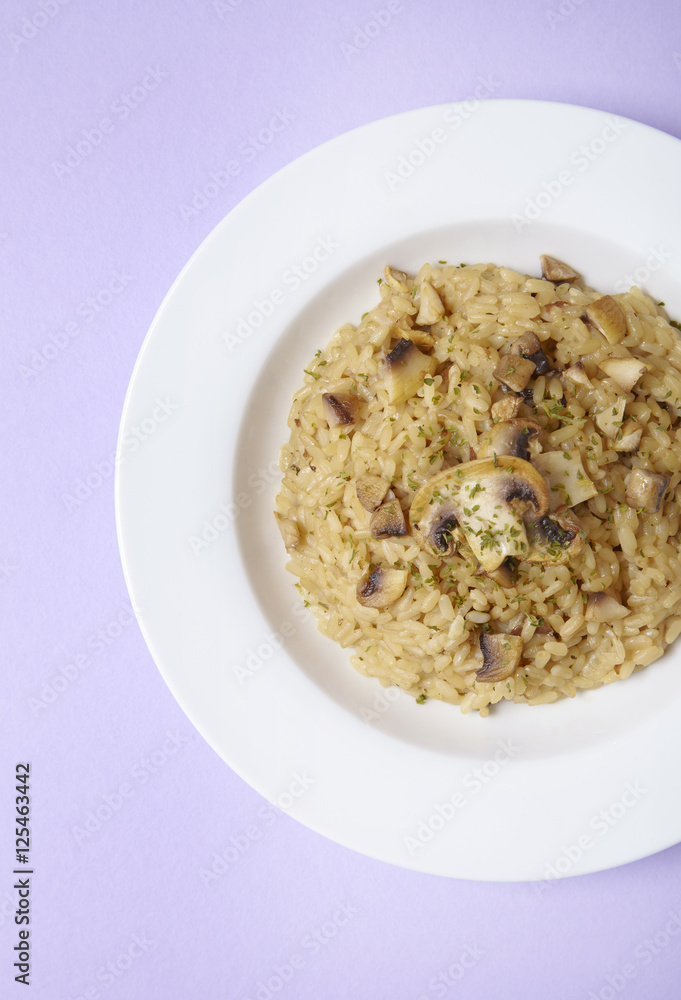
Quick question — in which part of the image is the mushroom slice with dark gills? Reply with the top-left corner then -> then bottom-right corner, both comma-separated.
540,255 -> 580,283
322,392 -> 359,427
525,508 -> 584,565
383,338 -> 436,404
370,496 -> 408,539
477,633 -> 523,682
410,456 -> 550,573
356,565 -> 408,608
510,331 -> 553,376
625,468 -> 670,512
477,418 -> 542,462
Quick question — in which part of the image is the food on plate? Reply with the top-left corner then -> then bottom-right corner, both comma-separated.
274,257 -> 681,714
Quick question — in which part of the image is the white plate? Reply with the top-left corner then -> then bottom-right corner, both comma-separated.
116,100 -> 681,881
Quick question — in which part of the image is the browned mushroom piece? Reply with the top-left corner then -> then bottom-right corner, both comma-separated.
584,593 -> 629,622
491,395 -> 524,421
493,354 -> 536,393
322,392 -> 359,427
383,338 -> 436,404
355,473 -> 389,512
370,497 -> 408,538
476,632 -> 523,682
598,357 -> 650,392
585,296 -> 628,345
478,418 -> 542,462
356,566 -> 408,608
562,362 -> 592,388
540,256 -> 581,283
486,557 -> 518,588
525,509 -> 584,565
625,469 -> 670,512
510,331 -> 552,376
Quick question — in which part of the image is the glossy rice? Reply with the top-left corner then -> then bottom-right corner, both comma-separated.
274,261 -> 681,714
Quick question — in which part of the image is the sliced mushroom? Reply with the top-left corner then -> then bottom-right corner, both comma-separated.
584,592 -> 630,622
404,328 -> 436,348
525,509 -> 584,565
478,419 -> 542,462
531,449 -> 597,509
383,339 -> 436,404
416,281 -> 445,325
585,296 -> 628,345
356,566 -> 408,608
322,393 -> 359,427
370,498 -> 408,538
410,456 -> 550,572
625,468 -> 670,511
477,632 -> 523,682
491,396 -> 523,421
595,398 -> 626,440
613,423 -> 643,453
383,265 -> 409,291
355,474 -> 389,512
486,557 -> 518,588
510,331 -> 552,375
540,255 -> 580,283
275,515 -> 300,552
598,357 -> 650,392
562,362 -> 592,388
493,354 -> 536,392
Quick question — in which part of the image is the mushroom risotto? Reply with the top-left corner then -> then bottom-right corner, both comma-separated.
274,257 -> 681,714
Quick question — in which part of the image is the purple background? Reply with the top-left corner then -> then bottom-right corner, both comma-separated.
3,1 -> 681,997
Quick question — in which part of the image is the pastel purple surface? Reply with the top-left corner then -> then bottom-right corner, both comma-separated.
3,1 -> 681,998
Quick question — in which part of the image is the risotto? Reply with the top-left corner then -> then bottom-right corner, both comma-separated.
274,256 -> 681,714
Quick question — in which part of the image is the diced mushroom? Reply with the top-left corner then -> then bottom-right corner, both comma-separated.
356,566 -> 408,608
562,362 -> 592,388
416,281 -> 445,325
383,339 -> 436,404
491,396 -> 523,421
322,393 -> 359,427
493,354 -> 536,392
355,474 -> 389,512
613,423 -> 643,453
585,296 -> 628,345
383,265 -> 409,291
478,418 -> 542,462
486,557 -> 518,588
584,592 -> 630,622
370,498 -> 408,538
625,468 -> 670,511
510,331 -> 552,375
531,449 -> 597,509
275,515 -> 300,552
598,357 -> 650,392
410,456 -> 550,572
595,398 -> 626,440
525,509 -> 584,565
477,632 -> 523,682
404,328 -> 436,348
540,255 -> 580,283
